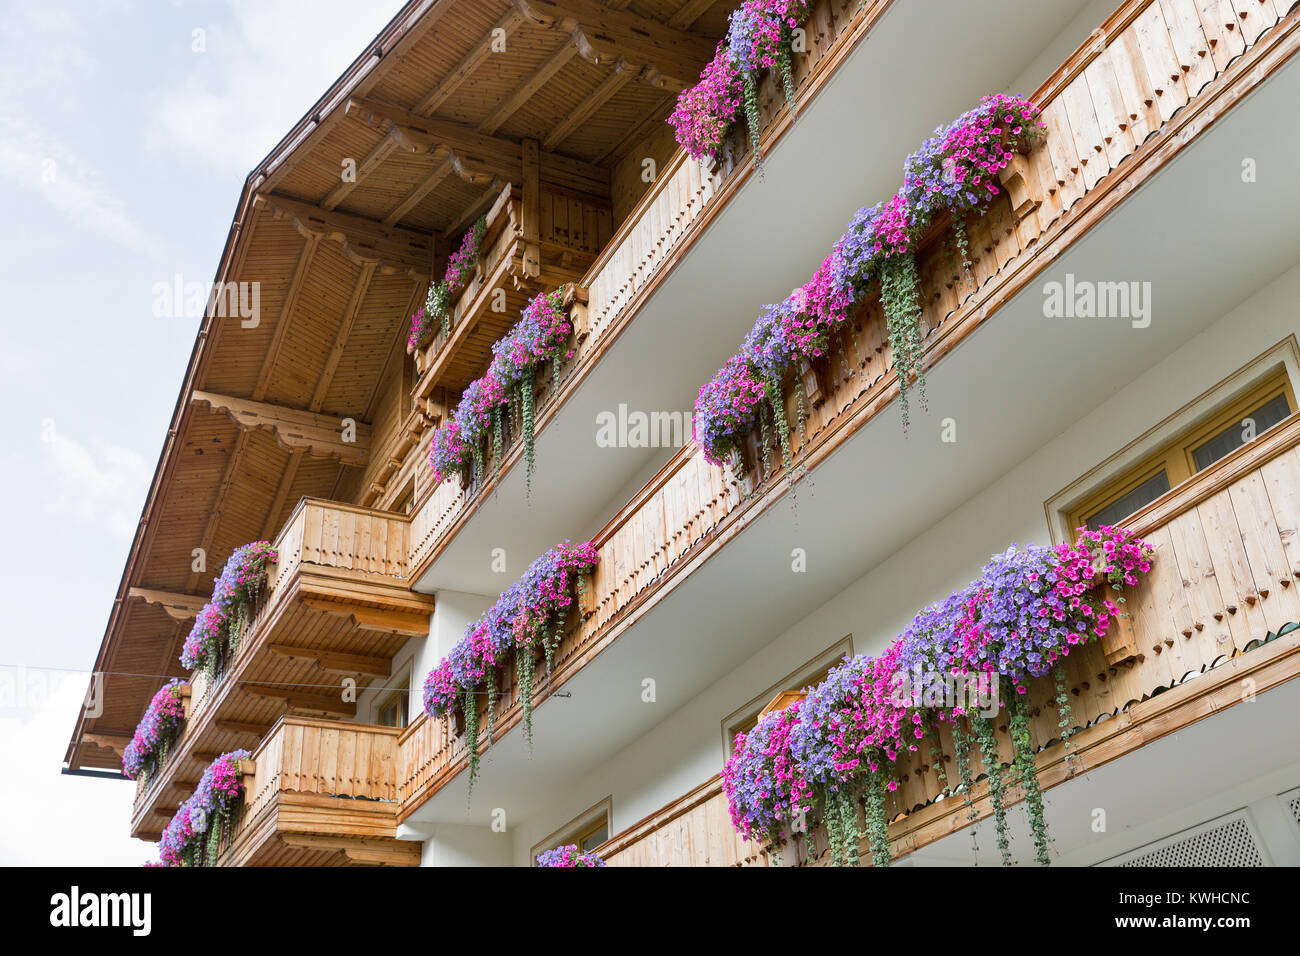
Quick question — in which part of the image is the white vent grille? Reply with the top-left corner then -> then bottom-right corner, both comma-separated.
1102,810 -> 1266,867
1281,786 -> 1300,830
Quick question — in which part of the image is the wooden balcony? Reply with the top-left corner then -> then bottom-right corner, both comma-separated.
219,716 -> 419,867
597,413 -> 1300,865
406,0 -> 892,580
130,498 -> 434,841
398,0 -> 1300,819
410,180 -> 611,405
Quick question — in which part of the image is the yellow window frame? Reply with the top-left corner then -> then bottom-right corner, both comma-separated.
1068,370 -> 1296,535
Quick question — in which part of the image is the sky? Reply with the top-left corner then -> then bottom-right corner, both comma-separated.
0,0 -> 405,866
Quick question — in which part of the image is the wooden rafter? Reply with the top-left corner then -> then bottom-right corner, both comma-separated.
257,194 -> 432,276
279,834 -> 420,866
242,683 -> 357,717
382,155 -> 454,228
415,9 -> 528,115
191,390 -> 372,467
544,57 -> 633,150
215,719 -> 267,736
667,0 -> 715,28
320,132 -> 400,211
513,0 -> 714,89
268,644 -> 392,680
127,587 -> 207,622
299,597 -> 433,638
478,42 -> 580,134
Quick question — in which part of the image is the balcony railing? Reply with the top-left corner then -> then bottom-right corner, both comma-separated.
131,497 -> 433,841
406,0 -> 893,578
398,0 -> 1300,818
584,412 -> 1300,865
219,715 -> 419,866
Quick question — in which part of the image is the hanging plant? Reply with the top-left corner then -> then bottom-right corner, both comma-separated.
971,713 -> 1012,865
179,541 -> 277,673
123,679 -> 187,783
422,542 -> 599,795
155,750 -> 250,867
694,94 -> 1045,466
1006,688 -> 1051,864
426,289 -> 573,493
723,525 -> 1155,865
445,216 -> 486,291
669,45 -> 743,164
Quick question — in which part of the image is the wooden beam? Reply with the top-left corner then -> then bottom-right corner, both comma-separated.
215,719 -> 268,736
185,431 -> 249,596
666,0 -> 715,28
445,180 -> 506,241
254,233 -> 318,402
279,834 -> 421,866
127,587 -> 207,622
300,597 -> 432,638
382,156 -> 454,228
257,194 -> 433,276
544,58 -> 633,150
83,732 -> 131,756
191,390 -> 372,467
346,97 -> 522,185
415,9 -> 528,115
478,42 -> 580,134
521,139 -> 541,278
242,683 -> 357,717
268,643 -> 392,680
321,132 -> 400,211
513,0 -> 714,88
312,261 -> 375,413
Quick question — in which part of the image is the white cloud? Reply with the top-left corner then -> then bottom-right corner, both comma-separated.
150,0 -> 404,174
0,674 -> 153,866
0,114 -> 165,259
39,425 -> 152,539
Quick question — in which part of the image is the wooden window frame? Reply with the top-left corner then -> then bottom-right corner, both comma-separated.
1066,370 -> 1295,534
1049,338 -> 1300,543
372,665 -> 412,729
530,796 -> 613,864
721,634 -> 854,758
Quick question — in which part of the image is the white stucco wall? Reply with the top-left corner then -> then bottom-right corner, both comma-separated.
505,259 -> 1300,865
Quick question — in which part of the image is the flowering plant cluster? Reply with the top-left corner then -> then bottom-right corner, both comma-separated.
179,541 -> 277,672
694,95 -> 1043,461
722,525 -> 1152,866
408,216 -> 487,353
668,46 -> 743,163
535,844 -> 607,867
671,0 -> 809,167
156,749 -> 250,867
721,701 -> 804,846
426,288 -> 573,492
423,540 -> 599,793
122,679 -> 187,781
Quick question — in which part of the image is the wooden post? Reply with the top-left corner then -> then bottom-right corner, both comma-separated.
997,153 -> 1041,224
521,138 -> 541,280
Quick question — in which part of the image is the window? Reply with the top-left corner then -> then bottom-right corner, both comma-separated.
531,798 -> 612,864
721,635 -> 853,757
373,667 -> 411,729
1067,370 -> 1294,534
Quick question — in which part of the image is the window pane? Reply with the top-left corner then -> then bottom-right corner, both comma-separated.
1191,393 -> 1291,472
581,825 -> 608,853
1085,470 -> 1171,529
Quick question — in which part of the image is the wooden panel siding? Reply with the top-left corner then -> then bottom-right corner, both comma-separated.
219,716 -> 418,867
600,414 -> 1300,865
398,0 -> 1300,817
130,499 -> 432,842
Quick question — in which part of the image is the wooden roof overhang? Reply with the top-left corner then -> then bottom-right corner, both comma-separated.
67,0 -> 725,774
128,499 -> 435,841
